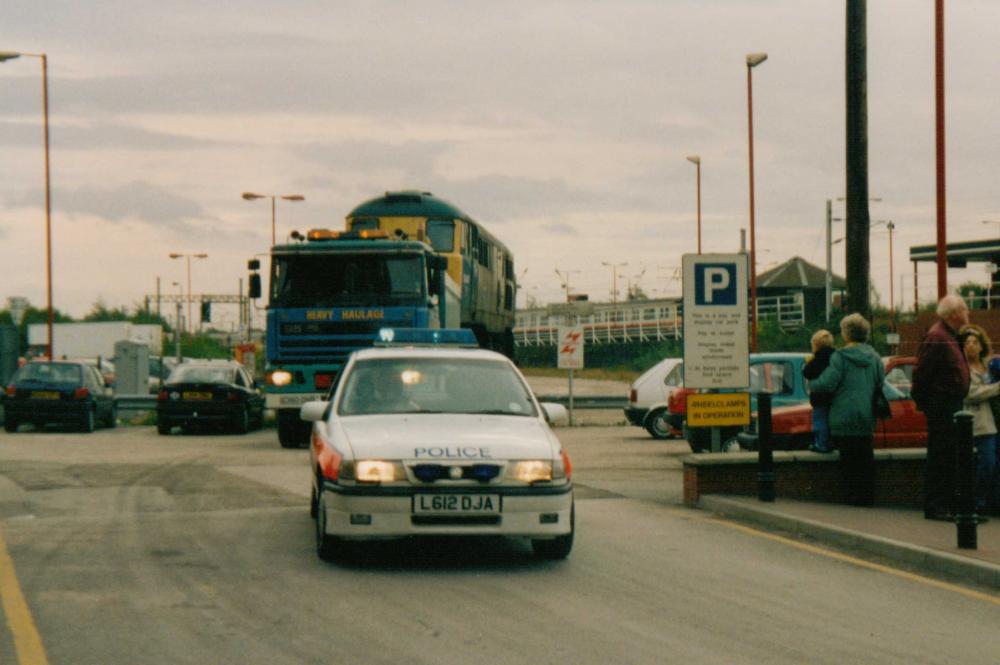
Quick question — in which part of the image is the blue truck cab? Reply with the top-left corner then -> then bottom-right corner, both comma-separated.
248,228 -> 456,447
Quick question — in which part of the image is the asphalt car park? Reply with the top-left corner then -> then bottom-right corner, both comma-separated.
301,342 -> 575,561
3,360 -> 116,433
156,360 -> 265,435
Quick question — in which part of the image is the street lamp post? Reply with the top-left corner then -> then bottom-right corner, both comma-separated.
171,282 -> 183,361
686,156 -> 702,254
886,221 -> 895,322
242,192 -> 305,246
1,50 -> 53,359
827,197 -> 881,320
168,253 -> 208,335
601,261 -> 628,329
746,52 -> 767,352
554,268 -> 582,302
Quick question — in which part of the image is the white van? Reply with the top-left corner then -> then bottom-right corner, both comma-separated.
624,358 -> 683,439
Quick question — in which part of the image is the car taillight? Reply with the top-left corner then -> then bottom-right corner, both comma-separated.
629,389 -> 637,404
5,384 -> 14,397
226,390 -> 239,401
157,390 -> 168,401
73,387 -> 90,400
314,373 -> 334,390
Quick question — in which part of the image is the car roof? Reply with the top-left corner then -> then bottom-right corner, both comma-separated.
750,352 -> 809,361
178,360 -> 241,368
351,346 -> 510,362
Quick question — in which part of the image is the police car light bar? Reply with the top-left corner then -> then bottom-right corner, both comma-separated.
376,328 -> 479,347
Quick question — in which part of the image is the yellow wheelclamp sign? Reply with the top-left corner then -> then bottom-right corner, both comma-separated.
686,392 -> 751,427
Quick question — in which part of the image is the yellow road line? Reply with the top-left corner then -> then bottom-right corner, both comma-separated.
0,531 -> 48,665
708,516 -> 1000,606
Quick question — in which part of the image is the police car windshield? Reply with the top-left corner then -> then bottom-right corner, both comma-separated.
338,357 -> 538,417
270,253 -> 425,307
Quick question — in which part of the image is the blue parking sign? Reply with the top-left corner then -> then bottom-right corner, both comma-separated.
694,263 -> 737,305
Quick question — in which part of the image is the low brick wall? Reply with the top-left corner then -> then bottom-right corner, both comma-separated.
683,449 -> 926,508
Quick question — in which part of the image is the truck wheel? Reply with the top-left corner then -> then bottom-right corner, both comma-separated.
4,418 -> 17,433
644,408 -> 672,439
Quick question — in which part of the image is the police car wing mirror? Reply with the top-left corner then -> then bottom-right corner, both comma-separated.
540,402 -> 568,426
300,400 -> 329,422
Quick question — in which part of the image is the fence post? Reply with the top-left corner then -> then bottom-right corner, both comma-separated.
953,410 -> 977,549
757,392 -> 775,502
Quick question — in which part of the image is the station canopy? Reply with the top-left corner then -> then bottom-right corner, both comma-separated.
909,238 -> 1000,268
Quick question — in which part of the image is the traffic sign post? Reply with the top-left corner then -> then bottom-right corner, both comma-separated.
682,254 -> 751,451
557,326 -> 584,426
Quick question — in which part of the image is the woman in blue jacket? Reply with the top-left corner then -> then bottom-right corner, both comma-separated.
808,313 -> 885,506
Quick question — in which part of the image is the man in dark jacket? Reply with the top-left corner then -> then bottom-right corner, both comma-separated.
911,294 -> 970,520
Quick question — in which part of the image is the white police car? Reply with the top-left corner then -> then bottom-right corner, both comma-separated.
300,330 -> 574,561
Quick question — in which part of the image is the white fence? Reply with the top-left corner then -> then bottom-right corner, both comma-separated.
513,293 -> 804,346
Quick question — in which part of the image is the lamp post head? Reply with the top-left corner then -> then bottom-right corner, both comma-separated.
0,51 -> 22,62
686,155 -> 700,165
746,52 -> 768,67
281,195 -> 305,202
168,253 -> 183,259
194,253 -> 208,259
242,192 -> 265,201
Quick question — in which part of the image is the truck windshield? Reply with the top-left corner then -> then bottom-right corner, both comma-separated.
270,252 -> 425,307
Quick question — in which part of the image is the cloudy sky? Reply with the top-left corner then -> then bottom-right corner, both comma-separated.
3,1 -> 999,330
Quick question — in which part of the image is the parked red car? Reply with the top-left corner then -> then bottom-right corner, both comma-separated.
737,357 -> 927,451
665,386 -> 696,433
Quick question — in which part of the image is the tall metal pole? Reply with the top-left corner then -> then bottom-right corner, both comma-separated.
826,199 -> 833,321
846,0 -> 871,319
696,160 -> 701,254
887,221 -> 895,324
41,54 -> 53,360
934,0 -> 947,299
747,64 -> 758,352
271,196 -> 276,246
185,255 -> 192,336
746,53 -> 766,352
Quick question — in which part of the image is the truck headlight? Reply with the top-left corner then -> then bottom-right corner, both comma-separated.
268,370 -> 293,386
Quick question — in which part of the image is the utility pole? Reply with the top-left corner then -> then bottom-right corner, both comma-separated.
845,0 -> 872,318
826,200 -> 833,321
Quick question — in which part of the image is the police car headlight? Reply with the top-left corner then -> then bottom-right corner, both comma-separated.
506,460 -> 553,483
269,370 -> 293,387
354,460 -> 406,483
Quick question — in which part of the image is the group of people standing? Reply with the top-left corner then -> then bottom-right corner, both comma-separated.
800,294 -> 1000,518
911,294 -> 999,520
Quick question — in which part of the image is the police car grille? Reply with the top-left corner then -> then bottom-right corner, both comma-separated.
411,464 -> 503,483
411,515 -> 501,527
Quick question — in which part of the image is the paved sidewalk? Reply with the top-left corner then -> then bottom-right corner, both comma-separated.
699,495 -> 1000,591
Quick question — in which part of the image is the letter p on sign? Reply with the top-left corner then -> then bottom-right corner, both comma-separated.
695,263 -> 737,305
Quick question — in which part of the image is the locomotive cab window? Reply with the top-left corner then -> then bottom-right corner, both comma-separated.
426,219 -> 455,252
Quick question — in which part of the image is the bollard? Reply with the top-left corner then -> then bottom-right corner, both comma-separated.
953,410 -> 977,550
757,392 -> 775,502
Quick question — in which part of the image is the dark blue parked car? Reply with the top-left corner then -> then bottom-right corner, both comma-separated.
3,361 -> 116,433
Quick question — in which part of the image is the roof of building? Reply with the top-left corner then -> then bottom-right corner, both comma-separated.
756,256 -> 846,290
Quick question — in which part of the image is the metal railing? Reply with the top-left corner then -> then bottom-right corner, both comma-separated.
514,293 -> 805,346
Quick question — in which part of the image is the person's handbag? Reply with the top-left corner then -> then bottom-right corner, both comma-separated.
873,384 -> 892,420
